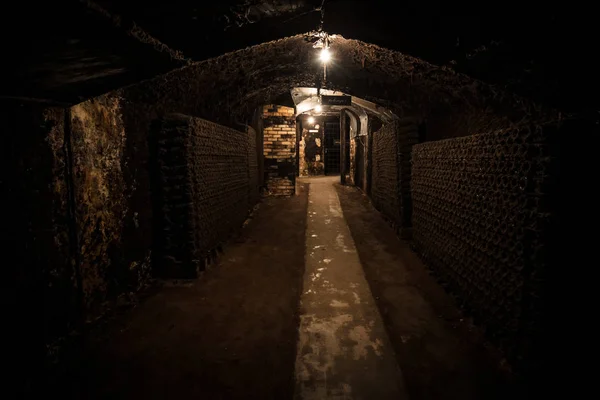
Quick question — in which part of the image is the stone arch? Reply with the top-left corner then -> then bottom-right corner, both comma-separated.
115,34 -> 558,132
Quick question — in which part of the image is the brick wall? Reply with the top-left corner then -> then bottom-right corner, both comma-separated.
370,119 -> 418,235
262,105 -> 296,195
411,126 -> 555,372
152,114 -> 259,278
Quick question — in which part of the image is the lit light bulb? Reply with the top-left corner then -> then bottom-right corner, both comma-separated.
320,48 -> 331,63
307,116 -> 315,124
315,105 -> 322,112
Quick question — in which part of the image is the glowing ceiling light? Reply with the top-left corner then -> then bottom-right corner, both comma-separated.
320,48 -> 331,63
315,105 -> 322,112
307,116 -> 315,124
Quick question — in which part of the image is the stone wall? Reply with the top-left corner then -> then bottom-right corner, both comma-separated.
262,105 -> 296,196
152,114 -> 258,278
4,93 -> 261,394
1,99 -> 151,392
299,117 -> 324,177
17,80 -> 272,334
70,98 -> 152,314
411,125 -> 556,373
3,99 -> 148,393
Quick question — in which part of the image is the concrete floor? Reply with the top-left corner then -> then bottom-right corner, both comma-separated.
295,176 -> 408,399
335,183 -> 518,400
56,189 -> 310,399
51,176 -> 517,400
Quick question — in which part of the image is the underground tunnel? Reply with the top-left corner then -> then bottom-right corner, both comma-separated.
1,1 -> 591,399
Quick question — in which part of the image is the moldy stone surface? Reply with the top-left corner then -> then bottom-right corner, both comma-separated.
70,97 -> 142,314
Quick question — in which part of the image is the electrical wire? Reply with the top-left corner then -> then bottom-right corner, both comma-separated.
319,0 -> 326,31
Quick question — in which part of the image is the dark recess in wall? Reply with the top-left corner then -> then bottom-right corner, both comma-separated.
1,102 -> 70,396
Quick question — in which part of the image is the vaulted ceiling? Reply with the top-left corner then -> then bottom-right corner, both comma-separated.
3,0 -> 598,113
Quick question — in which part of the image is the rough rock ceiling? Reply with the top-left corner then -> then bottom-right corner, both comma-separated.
94,0 -> 599,113
111,34 -> 557,132
4,0 -> 598,113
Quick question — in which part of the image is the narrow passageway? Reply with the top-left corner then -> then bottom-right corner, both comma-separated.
57,178 -> 516,400
295,176 -> 407,399
7,5 -> 569,399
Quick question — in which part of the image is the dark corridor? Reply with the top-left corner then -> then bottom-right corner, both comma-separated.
3,1 -> 584,398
